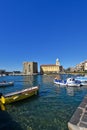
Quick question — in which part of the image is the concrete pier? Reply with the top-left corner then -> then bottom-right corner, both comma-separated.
68,95 -> 87,130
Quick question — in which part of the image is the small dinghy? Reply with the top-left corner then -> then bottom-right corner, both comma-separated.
0,81 -> 14,87
0,86 -> 39,104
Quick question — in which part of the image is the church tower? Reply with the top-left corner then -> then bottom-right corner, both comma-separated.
56,58 -> 60,66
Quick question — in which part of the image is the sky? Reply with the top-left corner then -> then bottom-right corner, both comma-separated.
0,0 -> 87,72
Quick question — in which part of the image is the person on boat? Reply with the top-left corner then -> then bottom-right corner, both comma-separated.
55,76 -> 61,82
55,75 -> 61,79
55,77 -> 58,80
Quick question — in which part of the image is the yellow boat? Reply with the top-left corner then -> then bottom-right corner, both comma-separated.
0,86 -> 39,104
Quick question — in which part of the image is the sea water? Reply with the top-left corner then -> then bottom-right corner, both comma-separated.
0,74 -> 87,130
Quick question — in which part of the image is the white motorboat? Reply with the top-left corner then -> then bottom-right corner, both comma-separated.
54,79 -> 66,86
66,78 -> 81,87
75,76 -> 87,82
75,76 -> 87,86
54,78 -> 81,87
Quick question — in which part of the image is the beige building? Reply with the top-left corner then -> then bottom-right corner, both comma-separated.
84,62 -> 87,71
23,62 -> 38,75
40,58 -> 60,74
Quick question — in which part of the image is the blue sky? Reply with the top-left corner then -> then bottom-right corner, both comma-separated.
0,0 -> 87,72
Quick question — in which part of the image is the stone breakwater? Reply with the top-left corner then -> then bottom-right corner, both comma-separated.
68,95 -> 87,130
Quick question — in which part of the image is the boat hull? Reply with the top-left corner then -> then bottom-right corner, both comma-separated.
67,83 -> 81,87
54,81 -> 66,86
0,82 -> 14,87
0,86 -> 39,104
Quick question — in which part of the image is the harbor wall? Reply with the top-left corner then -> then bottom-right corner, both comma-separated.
68,95 -> 87,130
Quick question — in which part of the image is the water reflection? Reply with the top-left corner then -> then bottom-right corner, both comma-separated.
55,85 -> 83,97
66,87 -> 74,96
0,103 -> 5,111
40,75 -> 52,84
22,75 -> 40,87
0,103 -> 23,130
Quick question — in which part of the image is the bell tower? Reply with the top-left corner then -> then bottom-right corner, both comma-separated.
56,58 -> 60,66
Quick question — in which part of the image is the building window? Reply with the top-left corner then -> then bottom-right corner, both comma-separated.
29,64 -> 31,72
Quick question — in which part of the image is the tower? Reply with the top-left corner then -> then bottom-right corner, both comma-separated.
23,62 -> 38,75
56,58 -> 60,66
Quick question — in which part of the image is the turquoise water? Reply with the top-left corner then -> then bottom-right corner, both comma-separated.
0,74 -> 87,130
